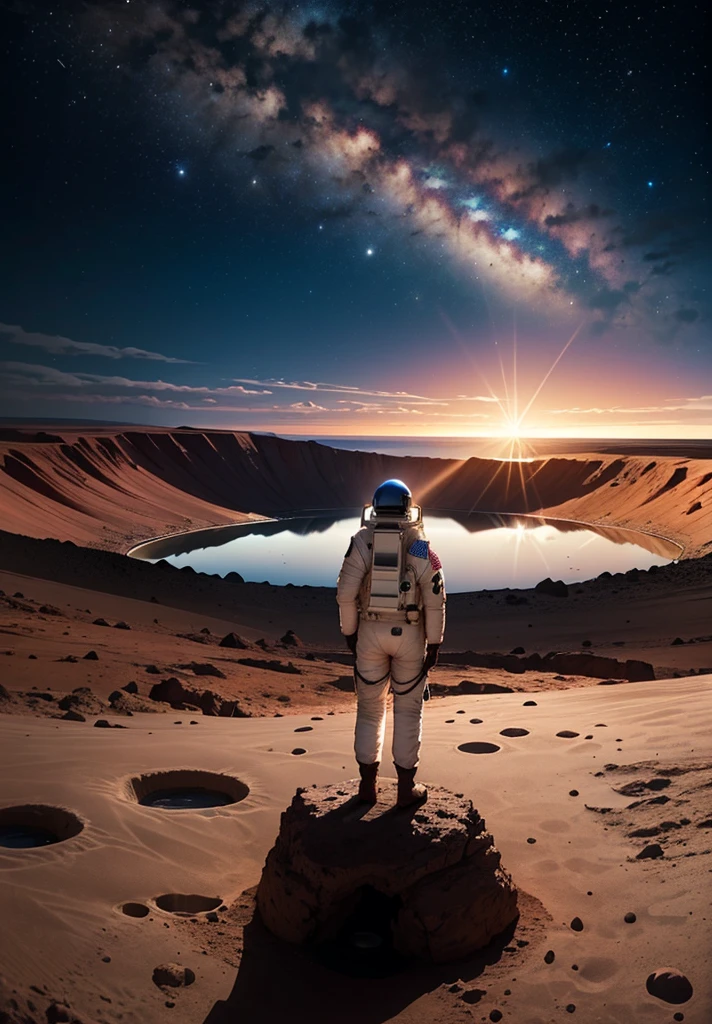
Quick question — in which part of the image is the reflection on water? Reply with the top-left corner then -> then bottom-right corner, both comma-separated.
133,511 -> 679,593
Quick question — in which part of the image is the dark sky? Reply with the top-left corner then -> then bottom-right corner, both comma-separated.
0,0 -> 708,437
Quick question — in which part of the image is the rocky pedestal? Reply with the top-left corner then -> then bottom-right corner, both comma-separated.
256,780 -> 518,963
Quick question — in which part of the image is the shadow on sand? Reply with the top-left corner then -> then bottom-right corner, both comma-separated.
201,903 -> 518,1024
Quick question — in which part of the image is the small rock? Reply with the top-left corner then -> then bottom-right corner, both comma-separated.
570,917 -> 584,931
544,949 -> 555,964
219,632 -> 251,649
62,710 -> 86,722
206,911 -> 219,922
152,963 -> 196,988
526,837 -> 536,844
489,1011 -> 503,1023
510,646 -> 525,654
671,637 -> 685,646
123,681 -> 139,694
645,967 -> 693,1004
280,629 -> 301,646
523,700 -> 537,706
292,748 -> 306,755
114,620 -> 131,630
92,618 -> 111,627
581,640 -> 592,647
83,650 -> 99,661
569,790 -> 579,797
145,665 -> 161,674
557,730 -> 579,738
534,577 -> 568,598
566,1005 -> 576,1014
637,843 -> 664,859
624,912 -> 636,923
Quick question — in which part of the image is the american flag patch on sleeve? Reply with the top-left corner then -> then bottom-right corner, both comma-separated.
429,549 -> 442,571
409,539 -> 429,559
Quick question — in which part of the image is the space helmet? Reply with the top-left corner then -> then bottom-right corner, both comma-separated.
372,479 -> 412,517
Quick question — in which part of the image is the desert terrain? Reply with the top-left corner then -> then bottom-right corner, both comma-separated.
0,427 -> 710,1024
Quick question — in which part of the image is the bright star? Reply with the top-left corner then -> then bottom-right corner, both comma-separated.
366,248 -> 374,256
177,168 -> 185,177
647,180 -> 653,188
503,68 -> 509,75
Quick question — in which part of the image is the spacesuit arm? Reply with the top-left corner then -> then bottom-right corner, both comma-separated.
419,560 -> 446,645
336,534 -> 369,636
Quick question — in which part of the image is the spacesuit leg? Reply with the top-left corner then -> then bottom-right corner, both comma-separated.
353,620 -> 391,765
390,628 -> 427,770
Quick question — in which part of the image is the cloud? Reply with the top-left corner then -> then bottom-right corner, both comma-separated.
0,323 -> 191,363
288,400 -> 328,412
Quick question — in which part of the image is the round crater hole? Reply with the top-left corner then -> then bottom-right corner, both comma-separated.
457,742 -> 501,755
126,770 -> 249,809
0,804 -> 84,849
120,902 -> 150,918
154,893 -> 222,916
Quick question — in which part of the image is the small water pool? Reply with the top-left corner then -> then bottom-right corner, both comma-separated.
133,511 -> 679,593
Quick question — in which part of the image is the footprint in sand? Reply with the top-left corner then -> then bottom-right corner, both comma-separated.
500,728 -> 529,737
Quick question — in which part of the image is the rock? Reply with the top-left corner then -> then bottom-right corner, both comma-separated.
114,621 -> 131,630
0,683 -> 10,701
570,916 -> 584,931
637,843 -> 664,860
645,967 -> 693,1004
179,662 -> 226,679
671,637 -> 685,646
280,629 -> 301,646
624,912 -> 636,923
256,782 -> 518,963
58,688 -> 104,715
686,501 -> 702,515
94,719 -> 126,729
62,710 -> 86,722
148,677 -> 248,717
92,618 -> 110,627
59,655 -> 78,663
83,650 -> 99,661
122,681 -> 139,694
238,657 -> 301,675
218,632 -> 252,649
145,664 -> 161,674
534,577 -> 568,598
581,639 -> 592,647
39,604 -> 62,615
108,690 -> 123,704
544,949 -> 555,964
510,646 -> 525,654
225,571 -> 245,583
152,963 -> 196,989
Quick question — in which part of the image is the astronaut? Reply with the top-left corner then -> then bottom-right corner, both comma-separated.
336,479 -> 446,809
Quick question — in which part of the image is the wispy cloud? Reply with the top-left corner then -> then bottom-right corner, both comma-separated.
0,322 -> 192,363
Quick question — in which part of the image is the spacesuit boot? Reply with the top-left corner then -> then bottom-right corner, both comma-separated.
395,764 -> 427,808
357,761 -> 379,804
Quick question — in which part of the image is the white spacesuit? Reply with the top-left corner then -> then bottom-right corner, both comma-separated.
336,479 -> 446,808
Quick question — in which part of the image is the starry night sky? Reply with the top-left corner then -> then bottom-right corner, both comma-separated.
0,0 -> 708,437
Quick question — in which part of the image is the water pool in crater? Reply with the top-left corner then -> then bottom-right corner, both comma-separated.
135,511 -> 679,593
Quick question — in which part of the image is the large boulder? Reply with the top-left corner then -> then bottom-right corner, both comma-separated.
257,781 -> 518,963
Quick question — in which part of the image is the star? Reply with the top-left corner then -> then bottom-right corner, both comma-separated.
502,67 -> 509,76
366,247 -> 374,256
177,167 -> 185,177
647,180 -> 654,188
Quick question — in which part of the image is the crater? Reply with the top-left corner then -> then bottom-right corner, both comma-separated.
0,804 -> 83,849
457,742 -> 501,755
125,770 -> 249,809
120,902 -> 150,918
154,893 -> 222,916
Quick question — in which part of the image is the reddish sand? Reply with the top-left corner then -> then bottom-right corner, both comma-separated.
0,428 -> 710,1024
